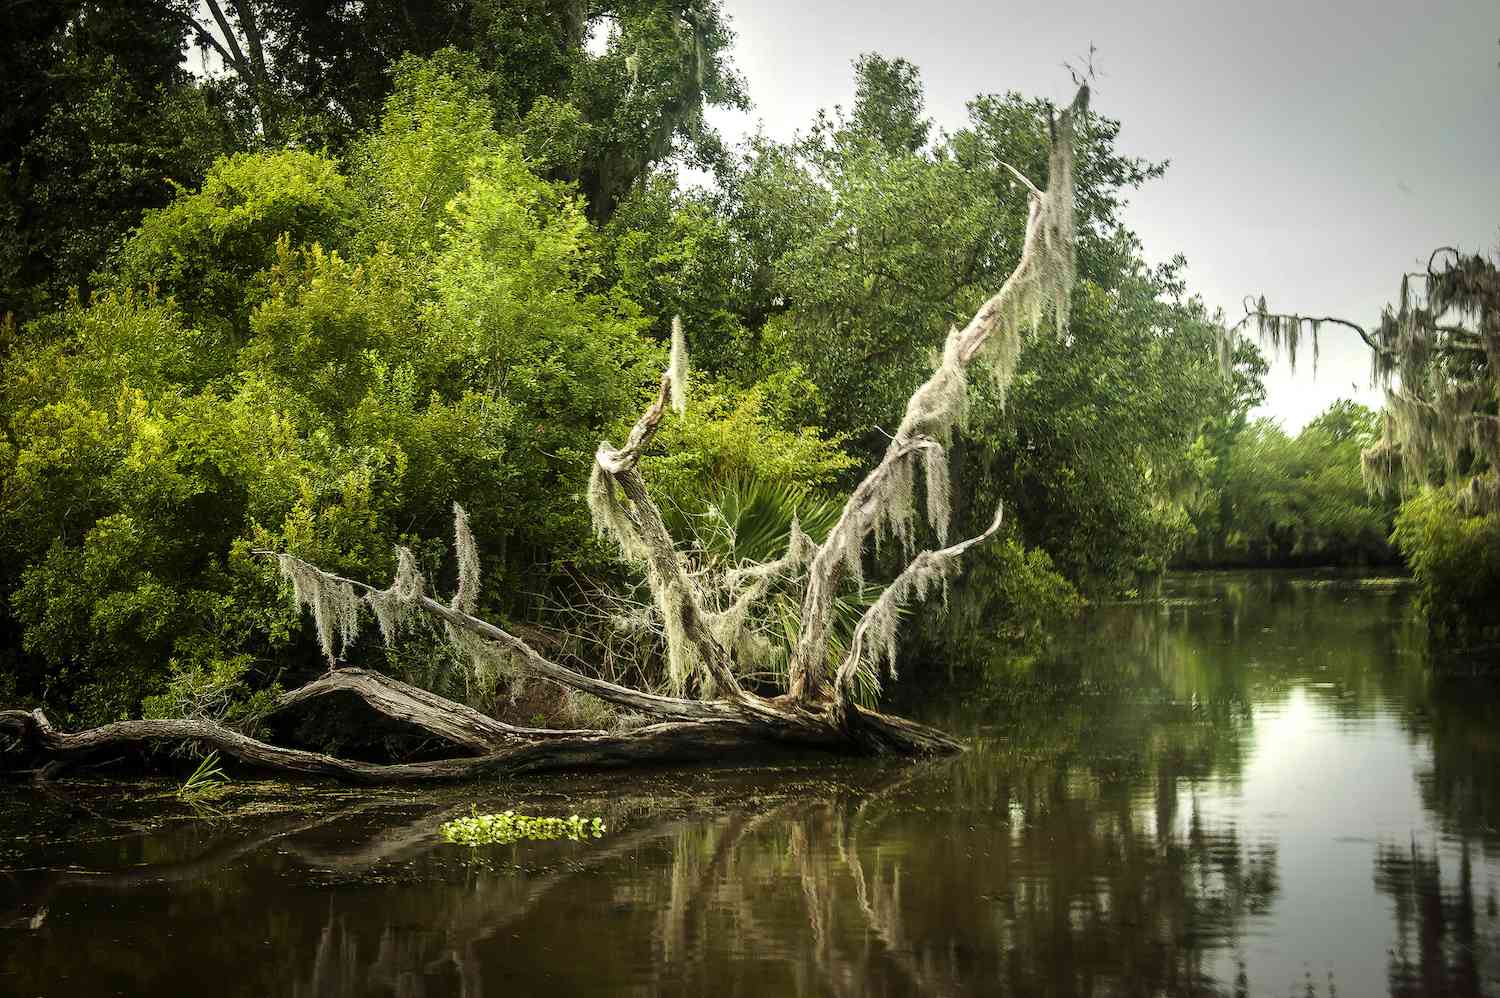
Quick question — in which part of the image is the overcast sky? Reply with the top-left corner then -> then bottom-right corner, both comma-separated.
702,0 -> 1499,429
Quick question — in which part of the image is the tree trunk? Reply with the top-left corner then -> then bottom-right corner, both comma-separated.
1,668 -> 959,784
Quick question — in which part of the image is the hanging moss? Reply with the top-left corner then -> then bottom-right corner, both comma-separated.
1252,250 -> 1500,518
668,315 -> 688,416
840,546 -> 957,694
366,546 -> 424,647
277,554 -> 361,664
451,503 -> 481,615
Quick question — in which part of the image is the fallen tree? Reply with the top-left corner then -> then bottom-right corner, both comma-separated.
1,84 -> 1089,783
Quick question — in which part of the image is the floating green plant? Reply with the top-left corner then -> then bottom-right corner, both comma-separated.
176,750 -> 230,806
440,808 -> 606,846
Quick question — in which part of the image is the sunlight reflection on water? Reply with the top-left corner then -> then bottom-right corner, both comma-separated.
2,571 -> 1497,997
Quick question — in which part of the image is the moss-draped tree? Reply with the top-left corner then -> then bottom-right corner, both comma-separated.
3,86 -> 1093,780
1232,246 -> 1500,638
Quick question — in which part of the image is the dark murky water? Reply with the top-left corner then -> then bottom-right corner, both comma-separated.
3,571 -> 1499,997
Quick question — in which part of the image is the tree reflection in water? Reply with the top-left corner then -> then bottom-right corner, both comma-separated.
1,749 -> 1278,996
5,571 -> 1500,997
1375,839 -> 1500,998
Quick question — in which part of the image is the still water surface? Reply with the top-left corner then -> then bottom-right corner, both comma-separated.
2,571 -> 1498,996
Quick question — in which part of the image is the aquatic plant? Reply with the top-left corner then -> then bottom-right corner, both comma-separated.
440,808 -> 606,846
176,750 -> 230,805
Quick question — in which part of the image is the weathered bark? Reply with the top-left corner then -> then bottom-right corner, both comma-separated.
2,661 -> 960,783
789,83 -> 1089,703
1,685 -> 958,784
268,667 -> 604,754
591,342 -> 747,699
411,594 -> 743,721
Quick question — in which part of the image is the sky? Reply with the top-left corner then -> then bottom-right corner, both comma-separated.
699,0 -> 1500,429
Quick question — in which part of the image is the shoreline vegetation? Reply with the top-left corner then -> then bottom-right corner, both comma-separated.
1,77 -> 1086,784
1,6 -> 1495,787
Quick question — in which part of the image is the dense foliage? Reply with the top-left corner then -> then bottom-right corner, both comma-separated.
0,1 -> 236,322
1182,401 -> 1399,568
1,11 -> 1269,724
0,1 -> 745,326
1373,250 -> 1500,642
2,66 -> 641,722
1392,490 -> 1500,644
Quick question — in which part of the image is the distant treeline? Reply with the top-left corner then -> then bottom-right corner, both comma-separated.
1177,401 -> 1401,571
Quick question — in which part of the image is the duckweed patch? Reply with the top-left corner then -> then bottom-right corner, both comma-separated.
440,808 -> 606,846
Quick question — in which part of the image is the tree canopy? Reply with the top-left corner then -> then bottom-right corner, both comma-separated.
1181,401 -> 1397,567
0,22 -> 1267,726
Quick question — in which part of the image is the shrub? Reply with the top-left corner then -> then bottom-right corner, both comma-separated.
1392,489 -> 1500,644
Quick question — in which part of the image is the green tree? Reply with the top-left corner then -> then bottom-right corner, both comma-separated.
1238,245 -> 1500,638
1392,491 -> 1500,643
1,2 -> 748,326
599,56 -> 1242,669
683,57 -> 1228,598
175,1 -> 747,216
1195,401 -> 1397,567
0,59 -> 662,723
0,1 -> 238,323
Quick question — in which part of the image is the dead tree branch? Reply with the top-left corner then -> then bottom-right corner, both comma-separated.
788,84 -> 1088,703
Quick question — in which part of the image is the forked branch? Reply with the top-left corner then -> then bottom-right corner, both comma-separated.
832,504 -> 1006,723
787,83 -> 1089,703
589,318 -> 745,699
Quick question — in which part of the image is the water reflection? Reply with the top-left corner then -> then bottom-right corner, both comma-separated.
3,571 -> 1499,997
1375,839 -> 1500,998
1,780 -> 1272,997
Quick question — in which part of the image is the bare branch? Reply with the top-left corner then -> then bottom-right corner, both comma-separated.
1001,162 -> 1043,200
594,373 -> 672,475
255,550 -> 735,721
269,667 -> 605,750
147,1 -> 238,71
202,0 -> 281,142
229,0 -> 272,88
201,0 -> 252,76
590,321 -> 745,699
787,84 -> 1089,703
1229,302 -> 1383,355
0,707 -> 779,783
833,504 -> 1005,716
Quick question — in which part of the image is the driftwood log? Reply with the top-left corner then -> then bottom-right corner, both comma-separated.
0,85 -> 1089,784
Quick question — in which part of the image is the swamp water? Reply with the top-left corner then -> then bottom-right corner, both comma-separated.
2,571 -> 1498,997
